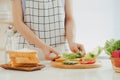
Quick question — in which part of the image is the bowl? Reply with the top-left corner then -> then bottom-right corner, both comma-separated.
111,58 -> 120,73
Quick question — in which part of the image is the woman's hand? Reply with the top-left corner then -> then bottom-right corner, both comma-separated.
68,42 -> 86,55
42,45 -> 59,60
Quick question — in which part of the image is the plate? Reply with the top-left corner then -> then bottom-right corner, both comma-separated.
51,60 -> 101,69
0,64 -> 45,71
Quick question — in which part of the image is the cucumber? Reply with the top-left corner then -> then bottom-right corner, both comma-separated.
63,61 -> 78,65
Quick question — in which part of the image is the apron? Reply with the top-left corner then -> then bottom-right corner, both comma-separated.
14,0 -> 69,60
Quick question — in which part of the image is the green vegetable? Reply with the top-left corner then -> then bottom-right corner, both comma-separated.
93,46 -> 103,57
63,61 -> 78,65
104,39 -> 120,56
84,46 -> 103,60
76,52 -> 82,58
89,52 -> 96,58
62,52 -> 82,60
62,53 -> 76,59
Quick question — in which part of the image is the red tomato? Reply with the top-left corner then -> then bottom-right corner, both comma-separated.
112,50 -> 120,58
80,60 -> 96,64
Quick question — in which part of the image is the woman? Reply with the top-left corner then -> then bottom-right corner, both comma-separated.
13,0 -> 85,60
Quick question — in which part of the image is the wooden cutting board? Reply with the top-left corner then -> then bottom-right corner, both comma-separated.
51,60 -> 101,69
0,64 -> 45,71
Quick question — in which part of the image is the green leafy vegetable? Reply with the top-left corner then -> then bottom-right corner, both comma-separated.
84,46 -> 103,60
62,53 -> 76,59
62,52 -> 82,60
76,52 -> 82,58
104,39 -> 120,56
94,46 -> 103,57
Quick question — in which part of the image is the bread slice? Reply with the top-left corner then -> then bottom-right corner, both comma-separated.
7,48 -> 39,67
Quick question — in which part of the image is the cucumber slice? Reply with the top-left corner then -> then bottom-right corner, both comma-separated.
63,61 -> 78,65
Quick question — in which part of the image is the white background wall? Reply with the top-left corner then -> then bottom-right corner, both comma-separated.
0,0 -> 12,49
0,0 -> 120,57
73,0 -> 120,53
0,0 -> 12,21
0,0 -> 12,63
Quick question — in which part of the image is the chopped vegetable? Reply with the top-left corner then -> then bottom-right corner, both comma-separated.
76,52 -> 82,58
62,53 -> 76,59
63,61 -> 78,65
80,60 -> 96,64
84,46 -> 103,60
62,52 -> 82,60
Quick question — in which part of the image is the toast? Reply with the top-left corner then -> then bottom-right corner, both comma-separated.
7,48 -> 40,67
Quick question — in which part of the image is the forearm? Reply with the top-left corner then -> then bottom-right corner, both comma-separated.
14,22 -> 46,49
65,18 -> 76,44
12,0 -> 46,49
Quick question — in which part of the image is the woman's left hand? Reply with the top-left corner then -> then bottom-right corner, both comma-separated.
69,42 -> 86,55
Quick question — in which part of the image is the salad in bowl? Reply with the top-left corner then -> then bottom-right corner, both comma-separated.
104,39 -> 120,72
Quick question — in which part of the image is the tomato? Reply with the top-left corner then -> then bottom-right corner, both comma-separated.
80,60 -> 96,64
112,50 -> 120,58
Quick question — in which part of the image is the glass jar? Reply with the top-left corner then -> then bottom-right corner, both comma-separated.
111,58 -> 120,73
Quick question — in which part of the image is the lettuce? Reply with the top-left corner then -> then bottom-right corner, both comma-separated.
104,39 -> 120,56
62,52 -> 82,60
62,53 -> 76,59
84,46 -> 103,60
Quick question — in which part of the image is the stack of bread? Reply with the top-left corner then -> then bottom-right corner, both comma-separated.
7,48 -> 40,67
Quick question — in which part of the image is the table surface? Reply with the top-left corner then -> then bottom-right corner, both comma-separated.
0,59 -> 120,80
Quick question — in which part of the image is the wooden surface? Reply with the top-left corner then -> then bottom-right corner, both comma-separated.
51,60 -> 101,69
0,64 -> 45,71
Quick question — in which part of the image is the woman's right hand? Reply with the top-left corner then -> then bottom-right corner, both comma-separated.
42,45 -> 59,60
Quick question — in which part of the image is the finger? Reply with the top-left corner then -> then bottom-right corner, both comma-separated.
46,54 -> 55,60
70,47 -> 77,53
49,50 -> 59,60
71,46 -> 79,53
71,48 -> 76,53
78,44 -> 86,54
45,53 -> 51,60
48,53 -> 56,60
74,47 -> 80,53
44,50 -> 54,60
51,49 -> 59,56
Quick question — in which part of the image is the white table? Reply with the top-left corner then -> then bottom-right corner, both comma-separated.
0,59 -> 120,80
